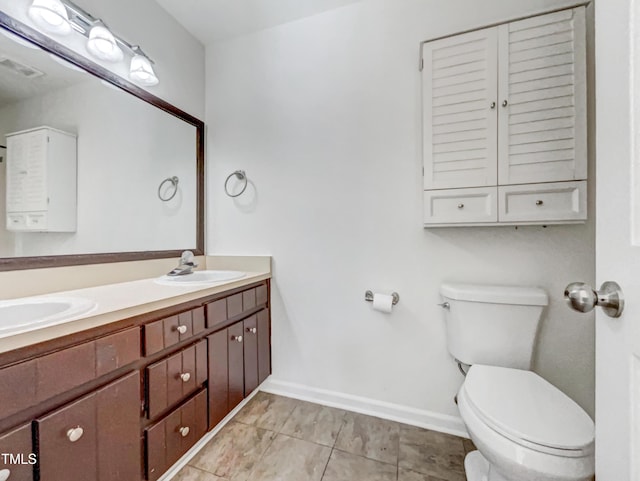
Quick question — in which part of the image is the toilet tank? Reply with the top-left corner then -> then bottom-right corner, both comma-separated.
440,283 -> 548,370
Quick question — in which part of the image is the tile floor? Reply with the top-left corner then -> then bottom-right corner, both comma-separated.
172,392 -> 474,481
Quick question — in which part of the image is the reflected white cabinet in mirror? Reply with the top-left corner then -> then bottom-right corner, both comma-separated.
6,126 -> 77,233
0,10 -> 204,270
422,6 -> 587,227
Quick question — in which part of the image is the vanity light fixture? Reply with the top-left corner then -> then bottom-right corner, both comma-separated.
28,0 -> 71,35
129,46 -> 158,86
26,0 -> 159,85
86,20 -> 123,62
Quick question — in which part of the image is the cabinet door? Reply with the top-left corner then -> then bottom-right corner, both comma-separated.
243,315 -> 259,396
37,392 -> 98,481
95,371 -> 141,481
37,372 -> 140,481
497,7 -> 586,185
208,330 -> 229,429
257,309 -> 271,385
6,130 -> 48,214
0,424 -> 34,481
422,27 -> 499,190
227,323 -> 245,411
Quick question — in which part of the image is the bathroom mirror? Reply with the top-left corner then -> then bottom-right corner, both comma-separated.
0,13 -> 204,271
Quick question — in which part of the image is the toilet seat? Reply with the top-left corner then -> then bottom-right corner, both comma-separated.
462,365 -> 594,456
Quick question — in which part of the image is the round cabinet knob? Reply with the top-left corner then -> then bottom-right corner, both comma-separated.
457,203 -> 464,209
180,372 -> 191,382
246,327 -> 257,334
535,200 -> 544,206
0,468 -> 11,481
176,325 -> 188,334
502,99 -> 509,107
179,426 -> 190,437
230,335 -> 243,343
66,426 -> 84,443
490,101 -> 496,109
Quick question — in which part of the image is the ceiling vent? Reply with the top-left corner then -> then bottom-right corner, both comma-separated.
0,56 -> 45,78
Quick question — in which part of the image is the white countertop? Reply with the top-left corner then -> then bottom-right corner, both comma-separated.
0,256 -> 271,354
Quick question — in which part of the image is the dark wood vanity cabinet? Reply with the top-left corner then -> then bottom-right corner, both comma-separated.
208,308 -> 271,429
0,279 -> 270,481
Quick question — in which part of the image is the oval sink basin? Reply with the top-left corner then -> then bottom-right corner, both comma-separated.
155,270 -> 246,286
0,296 -> 97,338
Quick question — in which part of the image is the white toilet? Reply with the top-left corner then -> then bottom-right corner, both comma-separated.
440,283 -> 595,481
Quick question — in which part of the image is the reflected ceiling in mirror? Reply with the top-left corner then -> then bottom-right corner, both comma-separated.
0,15 -> 204,271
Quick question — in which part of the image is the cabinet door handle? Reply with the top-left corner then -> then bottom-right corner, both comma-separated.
502,99 -> 508,107
231,335 -> 243,343
246,327 -> 257,334
176,325 -> 188,335
180,372 -> 191,382
0,468 -> 11,481
66,426 -> 84,443
490,101 -> 496,109
457,203 -> 464,209
179,426 -> 190,437
536,200 -> 544,206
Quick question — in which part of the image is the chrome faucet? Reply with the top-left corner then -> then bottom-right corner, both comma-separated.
167,251 -> 198,276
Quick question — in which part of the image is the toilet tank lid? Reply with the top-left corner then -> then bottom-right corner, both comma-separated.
440,283 -> 548,306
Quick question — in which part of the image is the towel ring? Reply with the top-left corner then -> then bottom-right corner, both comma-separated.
158,176 -> 179,201
224,170 -> 248,198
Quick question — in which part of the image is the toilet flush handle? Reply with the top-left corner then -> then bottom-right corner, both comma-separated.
564,281 -> 624,318
437,302 -> 450,309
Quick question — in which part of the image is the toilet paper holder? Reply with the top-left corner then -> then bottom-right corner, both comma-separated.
365,290 -> 400,305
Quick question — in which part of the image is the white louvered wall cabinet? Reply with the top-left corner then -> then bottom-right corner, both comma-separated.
5,126 -> 77,232
422,6 -> 587,226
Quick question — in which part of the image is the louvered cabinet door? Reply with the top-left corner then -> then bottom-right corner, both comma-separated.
498,6 -> 587,185
423,27 -> 499,190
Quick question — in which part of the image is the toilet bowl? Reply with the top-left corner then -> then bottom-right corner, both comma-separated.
458,365 -> 594,481
439,283 -> 595,481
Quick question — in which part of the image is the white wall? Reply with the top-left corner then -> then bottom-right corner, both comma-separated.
206,0 -> 596,423
0,0 -> 205,119
0,79 -> 196,257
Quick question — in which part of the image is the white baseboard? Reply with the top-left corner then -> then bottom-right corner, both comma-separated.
260,377 -> 469,439
160,377 -> 468,481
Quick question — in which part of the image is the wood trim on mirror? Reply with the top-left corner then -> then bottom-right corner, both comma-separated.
0,12 -> 205,272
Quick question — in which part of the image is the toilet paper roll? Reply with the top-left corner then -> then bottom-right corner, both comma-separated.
372,293 -> 394,313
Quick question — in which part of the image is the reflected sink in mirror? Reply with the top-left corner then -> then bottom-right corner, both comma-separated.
155,270 -> 246,286
0,296 -> 97,338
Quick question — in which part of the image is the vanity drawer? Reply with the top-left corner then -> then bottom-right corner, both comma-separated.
6,213 -> 26,230
0,424 -> 34,481
423,187 -> 498,224
25,212 -> 47,230
95,328 -> 141,377
0,361 -> 37,419
146,339 -> 207,419
206,284 -> 269,329
498,181 -> 587,223
144,307 -> 205,356
0,330 -> 140,420
146,390 -> 208,481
